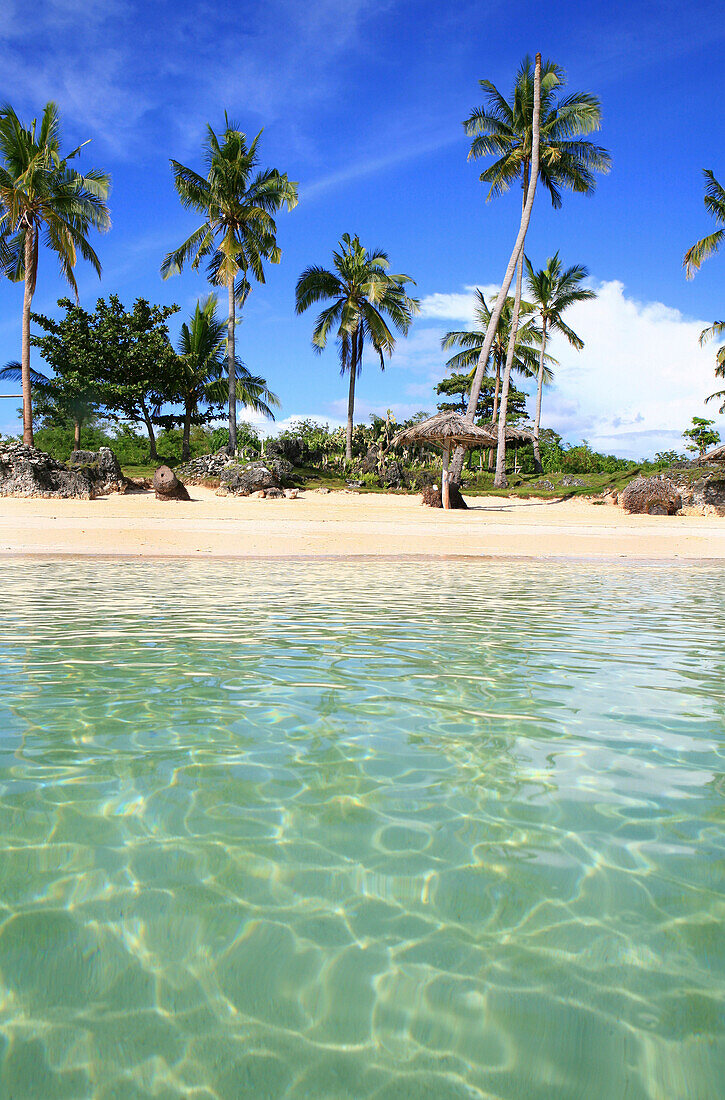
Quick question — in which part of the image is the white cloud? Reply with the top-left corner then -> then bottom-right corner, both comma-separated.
403,279 -> 724,459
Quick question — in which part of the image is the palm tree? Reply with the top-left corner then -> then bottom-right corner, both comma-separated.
442,290 -> 554,467
524,253 -> 595,472
457,54 -> 610,487
0,102 -> 111,445
684,170 -> 725,277
295,234 -> 419,460
161,118 -> 297,454
175,294 -> 279,459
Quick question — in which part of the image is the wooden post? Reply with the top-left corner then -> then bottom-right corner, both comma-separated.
442,444 -> 451,510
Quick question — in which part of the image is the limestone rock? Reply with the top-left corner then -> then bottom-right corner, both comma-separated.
284,488 -> 299,499
153,465 -> 191,501
67,447 -> 127,495
175,449 -> 233,484
0,442 -> 94,498
265,486 -> 285,499
220,458 -> 292,497
621,477 -> 681,515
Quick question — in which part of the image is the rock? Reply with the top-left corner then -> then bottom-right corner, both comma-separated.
153,465 -> 191,501
263,437 -> 304,465
534,479 -> 556,491
284,489 -> 299,499
674,475 -> 725,516
219,458 -> 292,497
561,475 -> 587,487
0,441 -> 95,498
175,449 -> 235,484
67,447 -> 127,494
252,489 -> 266,498
316,486 -> 330,494
379,461 -> 406,489
421,483 -> 468,509
360,446 -> 379,475
621,477 -> 681,515
127,476 -> 153,491
265,487 -> 285,499
346,480 -> 363,489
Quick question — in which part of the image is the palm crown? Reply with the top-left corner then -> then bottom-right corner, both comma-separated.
442,290 -> 554,382
161,120 -> 297,296
684,170 -> 725,278
0,101 -> 111,293
464,56 -> 611,207
177,295 -> 279,419
524,252 -> 594,342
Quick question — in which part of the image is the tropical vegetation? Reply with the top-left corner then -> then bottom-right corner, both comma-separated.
295,234 -> 419,459
161,118 -> 296,453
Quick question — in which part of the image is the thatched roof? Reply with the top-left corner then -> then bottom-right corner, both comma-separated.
391,412 -> 534,449
391,412 -> 494,449
703,442 -> 725,463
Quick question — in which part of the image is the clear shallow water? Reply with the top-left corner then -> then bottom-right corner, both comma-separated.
0,559 -> 723,1100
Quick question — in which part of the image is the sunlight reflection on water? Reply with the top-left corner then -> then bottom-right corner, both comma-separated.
0,559 -> 723,1098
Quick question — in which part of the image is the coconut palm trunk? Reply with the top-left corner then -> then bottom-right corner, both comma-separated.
451,56 -> 542,487
227,279 -> 237,454
532,316 -> 547,473
494,247 -> 525,488
487,356 -> 502,470
73,419 -> 81,450
21,227 -> 36,446
493,56 -> 542,489
346,364 -> 356,461
182,401 -> 193,460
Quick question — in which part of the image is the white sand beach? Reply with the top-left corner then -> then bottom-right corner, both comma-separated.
1,488 -> 723,560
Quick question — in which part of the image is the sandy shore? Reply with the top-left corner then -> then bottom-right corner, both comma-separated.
0,487 -> 723,560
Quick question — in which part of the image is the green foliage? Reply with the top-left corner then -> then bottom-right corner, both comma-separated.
682,416 -> 721,456
436,373 -> 528,421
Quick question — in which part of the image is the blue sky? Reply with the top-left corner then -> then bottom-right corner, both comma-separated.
1,0 -> 724,457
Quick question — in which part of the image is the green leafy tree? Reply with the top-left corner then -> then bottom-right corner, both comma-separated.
682,416 -> 720,456
459,55 -> 610,487
27,300 -> 101,449
436,372 -> 528,422
162,119 -> 297,453
524,252 -> 595,471
0,101 -> 110,445
295,233 -> 419,459
174,295 -> 279,459
94,296 -> 181,460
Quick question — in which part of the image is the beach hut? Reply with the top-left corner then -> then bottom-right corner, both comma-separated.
392,412 -> 496,509
703,443 -> 725,463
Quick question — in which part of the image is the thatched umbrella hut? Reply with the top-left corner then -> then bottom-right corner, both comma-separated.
703,442 -> 725,463
391,412 -> 496,509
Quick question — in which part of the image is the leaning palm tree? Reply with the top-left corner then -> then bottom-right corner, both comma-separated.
295,234 -> 419,460
524,253 -> 595,471
457,54 -> 610,487
0,102 -> 111,445
684,170 -> 725,277
161,118 -> 297,453
698,320 -> 725,412
442,290 -> 554,467
175,294 -> 279,459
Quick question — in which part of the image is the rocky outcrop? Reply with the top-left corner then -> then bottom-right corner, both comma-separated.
677,475 -> 725,516
263,437 -> 304,466
67,447 -> 127,494
621,477 -> 682,515
175,449 -> 233,484
153,465 -> 191,501
0,442 -> 94,498
220,458 -> 293,496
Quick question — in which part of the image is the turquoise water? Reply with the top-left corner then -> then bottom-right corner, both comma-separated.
0,559 -> 723,1099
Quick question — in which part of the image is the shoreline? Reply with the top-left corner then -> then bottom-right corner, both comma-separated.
1,487 -> 724,560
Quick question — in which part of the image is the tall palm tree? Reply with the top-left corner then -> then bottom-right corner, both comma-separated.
161,119 -> 297,454
457,54 -> 610,487
0,102 -> 111,445
442,290 -> 554,468
524,253 -> 595,471
295,234 -> 419,460
684,170 -> 725,277
175,294 -> 279,459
